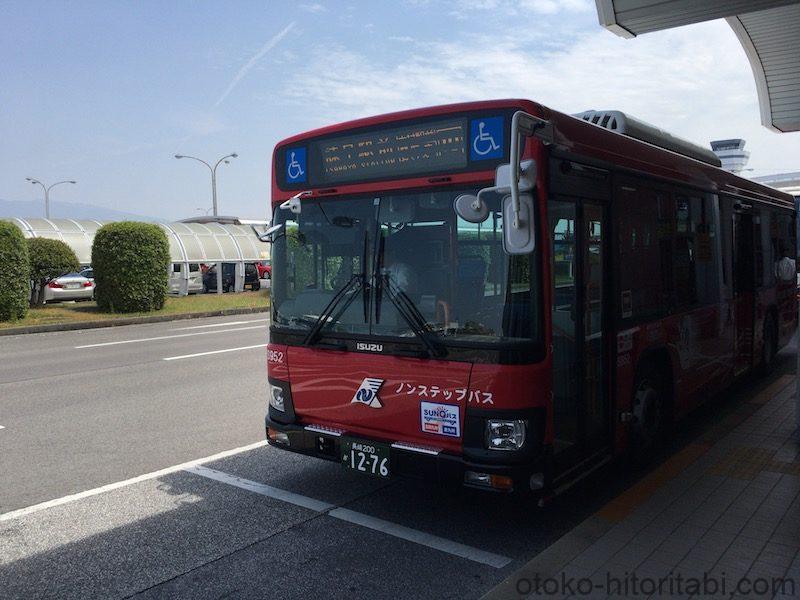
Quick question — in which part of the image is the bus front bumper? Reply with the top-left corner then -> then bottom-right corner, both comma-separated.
265,416 -> 546,493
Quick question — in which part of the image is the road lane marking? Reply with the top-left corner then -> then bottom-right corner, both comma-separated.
0,440 -> 268,523
185,465 -> 334,512
171,318 -> 268,331
74,325 -> 265,349
185,465 -> 512,569
0,425 -> 4,430
329,507 -> 512,568
163,343 -> 268,361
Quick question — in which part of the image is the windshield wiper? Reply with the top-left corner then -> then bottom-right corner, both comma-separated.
379,273 -> 447,358
304,229 -> 372,347
302,274 -> 363,347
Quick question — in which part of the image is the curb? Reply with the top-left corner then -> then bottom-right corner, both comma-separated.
0,306 -> 270,336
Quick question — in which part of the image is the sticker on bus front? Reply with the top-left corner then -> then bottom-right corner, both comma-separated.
469,116 -> 504,161
285,147 -> 307,183
420,402 -> 460,437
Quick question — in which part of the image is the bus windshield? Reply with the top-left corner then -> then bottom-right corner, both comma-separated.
271,188 -> 540,348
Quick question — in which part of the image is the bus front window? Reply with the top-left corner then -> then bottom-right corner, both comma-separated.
374,191 -> 538,344
271,189 -> 541,349
271,197 -> 373,334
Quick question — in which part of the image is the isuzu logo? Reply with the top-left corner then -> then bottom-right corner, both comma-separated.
351,378 -> 384,409
356,342 -> 383,352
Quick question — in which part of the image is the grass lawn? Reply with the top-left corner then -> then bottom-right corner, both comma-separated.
0,290 -> 270,330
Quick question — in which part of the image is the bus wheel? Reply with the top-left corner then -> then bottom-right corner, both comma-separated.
758,315 -> 777,376
630,364 -> 671,466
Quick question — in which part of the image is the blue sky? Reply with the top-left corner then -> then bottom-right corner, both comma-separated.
1,0 -> 798,221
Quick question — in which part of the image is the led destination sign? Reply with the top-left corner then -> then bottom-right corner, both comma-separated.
305,117 -> 469,186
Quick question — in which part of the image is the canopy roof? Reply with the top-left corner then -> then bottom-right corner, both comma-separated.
595,0 -> 800,132
8,218 -> 270,265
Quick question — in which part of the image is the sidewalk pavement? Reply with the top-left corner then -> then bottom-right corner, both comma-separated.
485,375 -> 800,600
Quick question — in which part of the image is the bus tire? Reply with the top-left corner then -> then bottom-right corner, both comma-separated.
758,313 -> 778,376
630,361 -> 672,467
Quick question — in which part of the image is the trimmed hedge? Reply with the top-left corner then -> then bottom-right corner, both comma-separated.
92,222 -> 170,313
0,221 -> 29,321
27,237 -> 80,305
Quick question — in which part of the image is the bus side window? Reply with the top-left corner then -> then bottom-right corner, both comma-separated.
694,195 -> 721,305
673,194 -> 697,308
616,185 -> 668,323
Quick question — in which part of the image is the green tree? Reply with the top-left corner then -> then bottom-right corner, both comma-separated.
92,222 -> 170,313
27,237 -> 81,306
0,221 -> 30,321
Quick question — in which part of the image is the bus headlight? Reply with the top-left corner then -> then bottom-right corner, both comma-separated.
269,384 -> 285,412
485,419 -> 526,451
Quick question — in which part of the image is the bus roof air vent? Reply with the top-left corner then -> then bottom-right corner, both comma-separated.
573,110 -> 722,168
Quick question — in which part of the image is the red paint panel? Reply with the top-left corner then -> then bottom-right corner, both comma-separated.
467,363 -> 550,410
285,347 -> 472,453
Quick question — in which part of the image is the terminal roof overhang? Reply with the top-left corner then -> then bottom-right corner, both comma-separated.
595,0 -> 800,132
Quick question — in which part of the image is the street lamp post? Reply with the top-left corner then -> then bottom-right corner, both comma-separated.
174,153 -> 237,295
174,153 -> 237,217
25,178 -> 76,219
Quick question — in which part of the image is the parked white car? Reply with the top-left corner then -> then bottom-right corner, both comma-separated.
43,272 -> 95,303
168,263 -> 204,295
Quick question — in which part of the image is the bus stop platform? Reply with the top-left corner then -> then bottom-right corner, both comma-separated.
486,376 -> 800,600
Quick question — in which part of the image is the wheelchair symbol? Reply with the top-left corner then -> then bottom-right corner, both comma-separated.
287,151 -> 305,180
472,121 -> 500,156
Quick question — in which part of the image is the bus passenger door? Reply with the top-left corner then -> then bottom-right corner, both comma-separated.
549,198 -> 610,470
582,204 -> 607,451
732,210 -> 755,375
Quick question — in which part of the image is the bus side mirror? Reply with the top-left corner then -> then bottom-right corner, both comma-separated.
280,197 -> 302,214
253,222 -> 284,242
503,194 -> 535,254
454,193 -> 489,223
279,190 -> 311,214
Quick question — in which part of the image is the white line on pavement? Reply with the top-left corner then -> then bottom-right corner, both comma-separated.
74,325 -> 265,349
185,465 -> 512,569
185,465 -> 334,512
0,425 -> 4,430
171,318 -> 268,331
163,343 -> 268,361
0,440 -> 268,523
329,507 -> 512,568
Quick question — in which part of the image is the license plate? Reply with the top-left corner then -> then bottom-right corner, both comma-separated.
341,438 -> 390,479
66,283 -> 81,289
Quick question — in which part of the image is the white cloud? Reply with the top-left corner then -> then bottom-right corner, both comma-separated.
299,3 -> 327,13
451,0 -> 592,14
214,22 -> 296,107
283,19 -> 798,170
519,0 -> 591,14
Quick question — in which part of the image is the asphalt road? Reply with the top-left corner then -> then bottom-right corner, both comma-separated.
0,314 -> 270,513
0,318 -> 796,599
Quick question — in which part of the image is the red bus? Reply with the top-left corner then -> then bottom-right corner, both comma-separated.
263,99 -> 796,500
